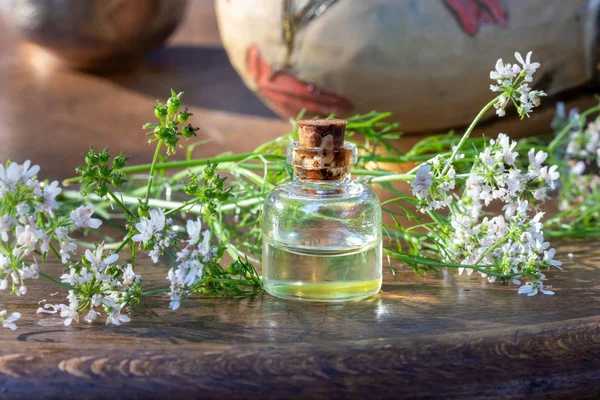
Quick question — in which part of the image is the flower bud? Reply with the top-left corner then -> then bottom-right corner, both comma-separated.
177,109 -> 192,123
167,96 -> 181,114
113,152 -> 130,169
98,147 -> 110,164
181,124 -> 198,139
154,105 -> 168,120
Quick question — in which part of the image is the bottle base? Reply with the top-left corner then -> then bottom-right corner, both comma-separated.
264,278 -> 382,302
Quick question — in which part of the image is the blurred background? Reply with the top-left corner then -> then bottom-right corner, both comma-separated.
0,0 -> 598,180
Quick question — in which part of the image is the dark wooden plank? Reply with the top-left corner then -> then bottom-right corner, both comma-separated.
1,241 -> 599,398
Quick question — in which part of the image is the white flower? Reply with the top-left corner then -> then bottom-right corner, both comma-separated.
490,52 -> 545,118
411,164 -> 432,200
59,238 -> 78,264
105,304 -> 130,326
186,218 -> 203,245
0,215 -> 14,242
514,51 -> 540,82
169,292 -> 182,311
528,149 -> 548,172
543,248 -> 562,268
15,224 -> 43,253
0,310 -> 21,331
21,259 -> 39,280
70,205 -> 102,229
121,264 -> 137,286
489,59 -> 520,81
132,209 -> 175,263
0,160 -> 40,191
518,280 -> 554,296
132,218 -> 153,242
37,181 -> 62,216
539,165 -> 560,189
493,134 -> 518,165
84,309 -> 100,323
84,246 -> 119,272
0,279 -> 7,290
16,286 -> 27,296
132,209 -> 167,242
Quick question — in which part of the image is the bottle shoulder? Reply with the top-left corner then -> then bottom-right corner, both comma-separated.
265,181 -> 379,203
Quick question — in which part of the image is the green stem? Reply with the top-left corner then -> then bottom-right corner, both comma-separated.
114,237 -> 131,254
164,199 -> 200,216
383,249 -> 517,279
48,243 -> 62,262
62,190 -> 263,214
442,95 -> 501,174
145,139 -> 164,205
141,288 -> 169,296
39,271 -> 74,290
473,233 -> 510,266
107,190 -> 136,219
125,153 -> 283,174
549,103 -> 600,150
368,173 -> 413,184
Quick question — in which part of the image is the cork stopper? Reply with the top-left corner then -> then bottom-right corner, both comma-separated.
297,119 -> 347,148
289,119 -> 356,181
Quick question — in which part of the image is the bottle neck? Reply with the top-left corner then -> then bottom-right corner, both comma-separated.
292,172 -> 353,195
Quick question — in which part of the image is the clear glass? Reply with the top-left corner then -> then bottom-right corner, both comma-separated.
262,175 -> 382,302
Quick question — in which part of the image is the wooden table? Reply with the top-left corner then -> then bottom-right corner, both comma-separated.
1,242 -> 599,399
1,1 -> 600,399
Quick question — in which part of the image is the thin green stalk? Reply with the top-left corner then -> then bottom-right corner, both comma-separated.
125,153 -> 283,174
39,271 -> 74,290
145,139 -> 164,205
107,190 -> 136,219
383,249 -> 516,279
47,243 -> 62,262
549,103 -> 600,150
473,233 -> 510,265
114,237 -> 131,254
141,288 -> 169,296
442,95 -> 501,174
368,173 -> 413,184
62,190 -> 263,214
164,199 -> 200,216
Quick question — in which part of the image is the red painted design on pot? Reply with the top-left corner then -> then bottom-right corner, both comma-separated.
246,44 -> 354,118
443,0 -> 508,36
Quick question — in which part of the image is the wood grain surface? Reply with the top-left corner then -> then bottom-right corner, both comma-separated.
0,241 -> 599,399
1,1 -> 600,399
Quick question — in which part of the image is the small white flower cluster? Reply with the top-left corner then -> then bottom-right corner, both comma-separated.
0,161 -> 102,298
132,209 -> 176,263
38,245 -> 141,326
167,218 -> 215,310
0,309 -> 21,331
411,155 -> 457,213
465,134 -> 559,214
518,278 -> 556,296
442,136 -> 562,295
554,105 -> 600,211
490,51 -> 546,118
566,114 -> 600,178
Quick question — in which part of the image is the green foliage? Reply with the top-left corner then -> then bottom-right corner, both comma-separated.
183,161 -> 232,216
144,90 -> 199,155
75,146 -> 129,197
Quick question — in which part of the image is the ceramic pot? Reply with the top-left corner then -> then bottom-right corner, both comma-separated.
3,0 -> 188,70
216,0 -> 600,134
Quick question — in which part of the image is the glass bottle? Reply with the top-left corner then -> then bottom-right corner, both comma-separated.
262,119 -> 382,302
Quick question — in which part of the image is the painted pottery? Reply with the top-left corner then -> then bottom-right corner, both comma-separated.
216,0 -> 599,133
